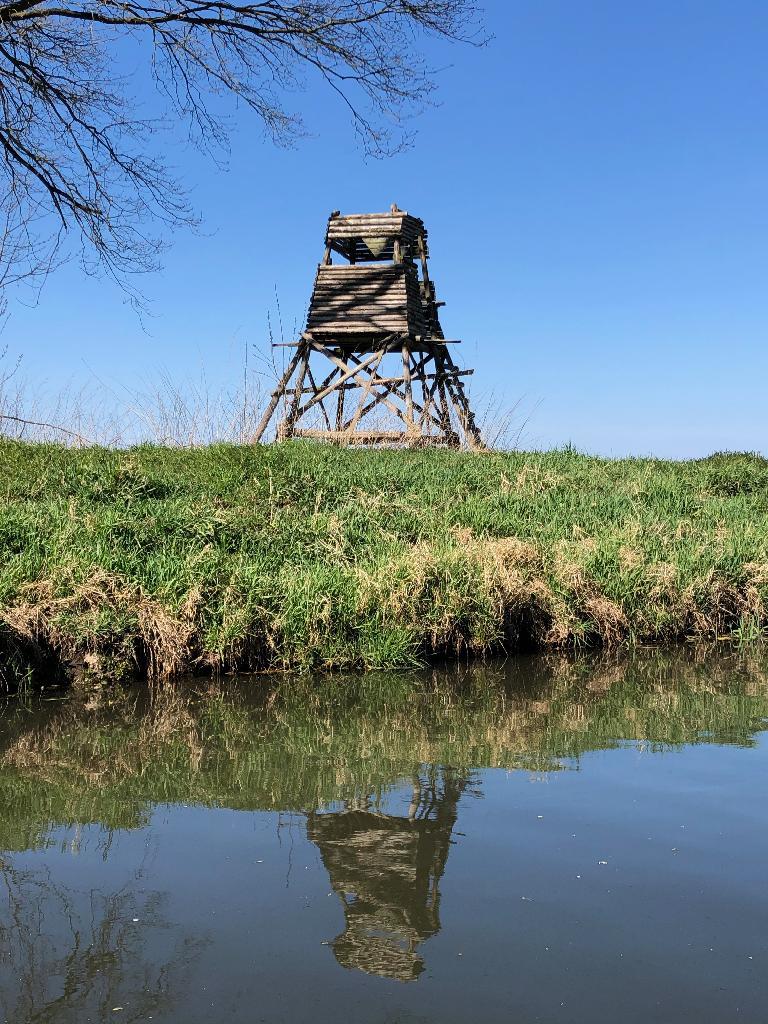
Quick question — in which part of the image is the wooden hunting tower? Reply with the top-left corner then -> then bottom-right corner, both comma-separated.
252,205 -> 484,448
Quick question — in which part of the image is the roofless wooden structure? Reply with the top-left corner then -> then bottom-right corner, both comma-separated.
252,205 -> 484,448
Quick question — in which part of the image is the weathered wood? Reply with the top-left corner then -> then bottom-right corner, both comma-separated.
309,324 -> 409,334
345,347 -> 387,438
254,208 -> 483,449
293,429 -> 425,443
285,370 -> 471,392
402,344 -> 414,431
277,343 -> 310,440
341,350 -> 446,433
305,363 -> 333,432
308,261 -> 426,337
251,344 -> 304,442
335,377 -> 345,432
295,343 -> 397,417
297,332 -> 461,345
441,347 -> 484,450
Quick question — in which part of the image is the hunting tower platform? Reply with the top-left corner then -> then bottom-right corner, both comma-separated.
252,206 -> 484,448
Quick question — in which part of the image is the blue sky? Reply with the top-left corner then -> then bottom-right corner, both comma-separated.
4,0 -> 768,456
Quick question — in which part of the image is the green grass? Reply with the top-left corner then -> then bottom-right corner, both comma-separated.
0,440 -> 767,687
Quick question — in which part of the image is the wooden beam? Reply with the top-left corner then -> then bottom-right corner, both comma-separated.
278,345 -> 310,440
345,346 -> 387,438
441,347 -> 485,450
402,344 -> 414,431
283,370 -> 472,393
305,363 -> 332,432
294,344 -> 397,417
340,351 -> 445,433
293,429 -> 426,443
251,344 -> 305,442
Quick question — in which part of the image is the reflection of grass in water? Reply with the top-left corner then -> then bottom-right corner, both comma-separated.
1,650 -> 767,849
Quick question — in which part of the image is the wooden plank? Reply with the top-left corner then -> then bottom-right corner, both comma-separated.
292,429 -> 413,442
312,286 -> 413,295
310,293 -> 412,302
309,309 -> 412,318
327,227 -> 420,234
335,376 -> 345,432
312,292 -> 411,299
314,272 -> 409,280
315,267 -> 406,273
312,281 -> 409,289
308,323 -> 413,330
309,315 -> 412,323
300,331 -> 459,345
328,214 -> 403,222
327,221 -> 422,235
309,311 -> 412,319
310,306 -> 412,315
313,279 -> 404,285
308,316 -> 412,325
310,306 -> 412,314
308,324 -> 410,333
285,371 -> 471,392
327,216 -> 404,226
311,299 -> 417,305
311,292 -> 410,301
309,311 -> 415,319
310,308 -> 418,317
310,299 -> 411,307
310,302 -> 415,311
314,266 -> 408,275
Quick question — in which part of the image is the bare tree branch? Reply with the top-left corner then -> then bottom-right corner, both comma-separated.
0,1 -> 485,304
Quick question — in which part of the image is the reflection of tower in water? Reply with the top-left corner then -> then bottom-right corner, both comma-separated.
307,767 -> 470,982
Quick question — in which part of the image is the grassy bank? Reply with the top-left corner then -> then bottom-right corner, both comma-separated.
0,440 -> 767,688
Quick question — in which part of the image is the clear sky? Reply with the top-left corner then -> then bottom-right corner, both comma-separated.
4,0 -> 767,457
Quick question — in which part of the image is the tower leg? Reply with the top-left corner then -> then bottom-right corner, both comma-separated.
251,336 -> 483,450
442,348 -> 485,450
334,379 -> 346,431
432,346 -> 461,448
402,343 -> 415,437
277,342 -> 311,440
251,344 -> 305,443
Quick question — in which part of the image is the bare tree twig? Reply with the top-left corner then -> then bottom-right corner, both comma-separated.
0,411 -> 91,443
0,1 -> 486,305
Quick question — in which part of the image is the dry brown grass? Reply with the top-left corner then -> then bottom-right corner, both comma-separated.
2,571 -> 197,682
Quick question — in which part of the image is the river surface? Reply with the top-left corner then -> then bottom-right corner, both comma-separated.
1,651 -> 767,1023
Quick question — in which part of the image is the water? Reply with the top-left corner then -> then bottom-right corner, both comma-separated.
1,652 -> 767,1023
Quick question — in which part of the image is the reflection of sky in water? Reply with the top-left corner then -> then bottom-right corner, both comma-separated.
2,659 -> 768,1023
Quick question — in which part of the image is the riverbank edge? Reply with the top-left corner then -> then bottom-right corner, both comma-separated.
1,441 -> 767,692
2,569 -> 766,693
3,631 -> 768,695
